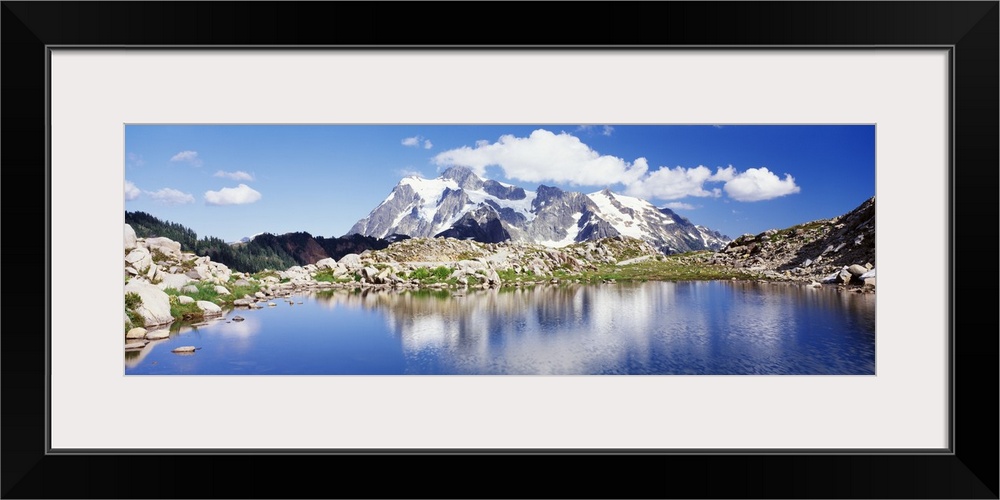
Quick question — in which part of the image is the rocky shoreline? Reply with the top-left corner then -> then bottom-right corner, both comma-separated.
124,202 -> 875,348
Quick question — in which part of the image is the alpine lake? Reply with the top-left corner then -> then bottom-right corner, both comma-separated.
125,280 -> 875,375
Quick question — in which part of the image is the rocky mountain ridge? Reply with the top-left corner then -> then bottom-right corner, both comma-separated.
704,196 -> 876,286
347,166 -> 730,254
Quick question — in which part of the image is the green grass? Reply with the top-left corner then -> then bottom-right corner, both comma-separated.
163,280 -> 262,321
124,292 -> 143,331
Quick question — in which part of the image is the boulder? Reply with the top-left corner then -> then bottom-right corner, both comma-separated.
178,295 -> 195,304
125,247 -> 153,272
847,264 -> 868,277
213,285 -> 231,295
125,341 -> 147,350
233,298 -> 255,307
156,272 -> 192,291
196,300 -> 223,316
124,280 -> 174,327
316,258 -> 338,270
339,253 -> 363,271
232,278 -> 252,287
145,237 -> 183,258
124,224 -> 137,250
125,327 -> 147,339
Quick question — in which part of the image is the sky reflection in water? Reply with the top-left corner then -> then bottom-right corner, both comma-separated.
125,281 -> 875,375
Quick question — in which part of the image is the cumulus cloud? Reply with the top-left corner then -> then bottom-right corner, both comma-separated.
204,184 -> 262,206
213,170 -> 254,181
624,165 -> 728,200
424,139 -> 433,149
125,180 -> 141,201
602,125 -> 614,136
661,202 -> 695,210
401,136 -> 420,147
722,167 -> 801,201
146,187 -> 195,205
624,164 -> 799,202
432,129 -> 648,186
170,150 -> 203,166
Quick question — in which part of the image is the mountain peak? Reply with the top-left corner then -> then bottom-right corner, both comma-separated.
439,165 -> 483,190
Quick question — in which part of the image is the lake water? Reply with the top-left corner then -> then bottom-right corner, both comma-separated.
125,281 -> 875,375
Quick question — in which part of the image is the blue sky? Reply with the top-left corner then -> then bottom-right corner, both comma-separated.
124,124 -> 875,242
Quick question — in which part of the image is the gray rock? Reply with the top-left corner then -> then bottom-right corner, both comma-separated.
233,298 -> 255,307
125,327 -> 148,339
171,346 -> 198,353
125,341 -> 147,350
338,254 -> 363,271
233,278 -> 252,287
124,280 -> 174,327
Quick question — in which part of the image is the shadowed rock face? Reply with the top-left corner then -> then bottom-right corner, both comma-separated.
435,206 -> 511,243
348,168 -> 731,253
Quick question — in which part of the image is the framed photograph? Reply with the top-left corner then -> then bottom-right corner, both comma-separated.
4,2 -> 996,498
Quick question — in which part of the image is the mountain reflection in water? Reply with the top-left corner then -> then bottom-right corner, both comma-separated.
125,281 -> 875,375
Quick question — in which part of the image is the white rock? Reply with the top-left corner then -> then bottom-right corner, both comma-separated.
125,327 -> 147,339
156,272 -> 193,291
145,330 -> 170,340
181,284 -> 199,294
213,285 -> 231,295
125,247 -> 152,272
316,258 -> 338,270
196,300 -> 223,315
124,280 -> 174,327
145,237 -> 183,258
178,295 -> 195,304
124,224 -> 137,250
339,253 -> 363,271
125,341 -> 147,350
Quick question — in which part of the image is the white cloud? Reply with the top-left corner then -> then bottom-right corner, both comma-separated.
146,187 -> 195,205
204,184 -> 262,206
602,125 -> 614,136
432,129 -> 648,186
722,167 -> 801,201
127,152 -> 145,167
125,180 -> 141,201
401,136 -> 420,147
213,170 -> 254,181
661,202 -> 695,210
423,139 -> 433,149
170,150 -> 203,166
397,168 -> 424,178
624,165 -> 726,200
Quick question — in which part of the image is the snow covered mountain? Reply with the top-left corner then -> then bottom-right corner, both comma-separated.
347,166 -> 730,254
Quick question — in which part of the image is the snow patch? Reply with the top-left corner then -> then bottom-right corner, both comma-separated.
537,212 -> 583,247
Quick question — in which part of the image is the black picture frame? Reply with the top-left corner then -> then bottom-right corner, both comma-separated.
3,2 -> 996,498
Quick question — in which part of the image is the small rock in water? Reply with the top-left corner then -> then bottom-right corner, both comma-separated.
124,341 -> 147,350
268,302 -> 277,307
171,346 -> 198,353
232,316 -> 245,322
125,327 -> 148,339
145,330 -> 170,340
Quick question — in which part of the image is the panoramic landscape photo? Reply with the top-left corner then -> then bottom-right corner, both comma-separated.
123,124 -> 876,375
